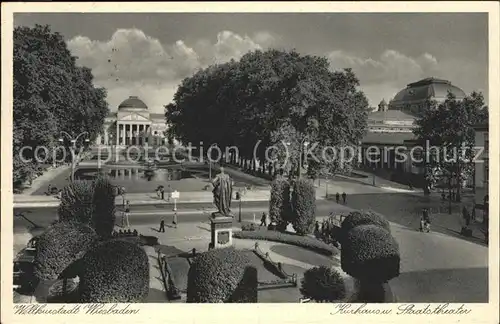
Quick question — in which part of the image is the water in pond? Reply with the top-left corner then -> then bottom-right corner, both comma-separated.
73,167 -> 196,183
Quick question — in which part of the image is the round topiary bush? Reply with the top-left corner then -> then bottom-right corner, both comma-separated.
340,211 -> 391,242
34,221 -> 98,281
58,181 -> 95,224
186,248 -> 257,303
291,178 -> 316,235
92,175 -> 116,238
341,224 -> 400,283
79,240 -> 149,303
269,177 -> 292,231
300,266 -> 346,302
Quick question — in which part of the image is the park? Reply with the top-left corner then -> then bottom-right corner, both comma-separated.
12,23 -> 489,304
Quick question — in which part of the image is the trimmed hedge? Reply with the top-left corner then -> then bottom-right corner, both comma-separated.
291,179 -> 316,235
269,177 -> 292,230
341,225 -> 400,283
233,230 -> 338,256
186,248 -> 257,303
300,266 -> 346,302
79,240 -> 149,303
58,181 -> 95,224
341,210 -> 391,239
34,221 -> 98,281
92,175 -> 116,238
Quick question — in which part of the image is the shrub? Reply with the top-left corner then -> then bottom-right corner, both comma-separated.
291,179 -> 316,235
300,266 -> 346,302
269,177 -> 292,231
34,221 -> 98,281
233,230 -> 338,256
92,175 -> 116,238
58,181 -> 95,224
186,248 -> 257,303
341,225 -> 400,283
341,211 -> 391,241
241,223 -> 256,231
79,240 -> 149,303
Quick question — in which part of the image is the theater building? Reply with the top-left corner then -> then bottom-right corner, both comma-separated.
358,77 -> 467,182
96,96 -> 170,147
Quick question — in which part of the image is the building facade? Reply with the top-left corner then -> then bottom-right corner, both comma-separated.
473,123 -> 489,208
359,77 -> 467,180
96,96 -> 169,147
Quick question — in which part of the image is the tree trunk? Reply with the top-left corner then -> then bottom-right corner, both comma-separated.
354,280 -> 395,303
456,162 -> 461,202
448,177 -> 452,215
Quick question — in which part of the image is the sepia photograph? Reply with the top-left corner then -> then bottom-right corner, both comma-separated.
1,2 -> 498,323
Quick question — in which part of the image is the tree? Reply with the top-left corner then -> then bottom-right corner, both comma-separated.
13,24 -> 108,188
300,266 -> 346,302
92,175 -> 117,238
291,178 -> 316,235
165,49 -> 369,175
413,91 -> 488,201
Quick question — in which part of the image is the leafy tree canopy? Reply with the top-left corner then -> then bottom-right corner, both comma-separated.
165,49 -> 369,175
13,24 -> 109,187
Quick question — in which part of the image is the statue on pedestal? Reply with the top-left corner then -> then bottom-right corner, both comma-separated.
211,167 -> 234,217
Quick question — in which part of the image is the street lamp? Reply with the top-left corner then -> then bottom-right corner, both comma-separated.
59,131 -> 90,182
298,137 -> 309,179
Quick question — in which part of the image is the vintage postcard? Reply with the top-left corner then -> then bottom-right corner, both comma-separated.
1,2 -> 498,324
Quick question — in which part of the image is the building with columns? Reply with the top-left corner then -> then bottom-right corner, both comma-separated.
96,96 -> 169,147
358,77 -> 467,184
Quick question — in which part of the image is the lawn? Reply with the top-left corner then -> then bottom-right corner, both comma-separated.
233,228 -> 339,256
165,249 -> 307,303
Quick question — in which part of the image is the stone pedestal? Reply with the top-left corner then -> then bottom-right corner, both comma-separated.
210,213 -> 233,249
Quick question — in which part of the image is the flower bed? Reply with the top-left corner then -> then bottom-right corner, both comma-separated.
233,230 -> 339,256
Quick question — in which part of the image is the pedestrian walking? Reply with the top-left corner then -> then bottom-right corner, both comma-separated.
159,216 -> 165,232
314,221 -> 320,238
156,185 -> 163,199
160,187 -> 165,200
260,212 -> 268,227
124,201 -> 130,228
335,192 -> 340,204
172,212 -> 178,229
420,208 -> 430,232
342,192 -> 347,204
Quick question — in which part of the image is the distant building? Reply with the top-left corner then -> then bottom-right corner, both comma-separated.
473,123 -> 489,211
96,96 -> 170,147
388,77 -> 466,113
359,77 -> 467,182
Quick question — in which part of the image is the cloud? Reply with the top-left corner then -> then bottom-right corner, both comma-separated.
327,49 -> 442,105
67,29 -> 275,113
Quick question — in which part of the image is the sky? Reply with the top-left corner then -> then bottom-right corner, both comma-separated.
14,13 -> 488,114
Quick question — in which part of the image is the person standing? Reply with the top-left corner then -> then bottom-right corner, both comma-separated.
335,192 -> 340,204
172,211 -> 178,229
260,212 -> 268,227
342,192 -> 347,204
462,206 -> 471,227
160,186 -> 165,200
159,216 -> 165,233
420,208 -> 430,232
124,201 -> 130,228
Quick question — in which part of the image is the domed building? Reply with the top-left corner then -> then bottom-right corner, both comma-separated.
388,77 -> 466,114
96,96 -> 169,147
359,78 -> 467,182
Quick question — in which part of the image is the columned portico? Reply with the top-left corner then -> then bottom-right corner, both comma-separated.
96,96 -> 170,148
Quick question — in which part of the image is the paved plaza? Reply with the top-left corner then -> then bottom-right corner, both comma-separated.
13,161 -> 488,303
